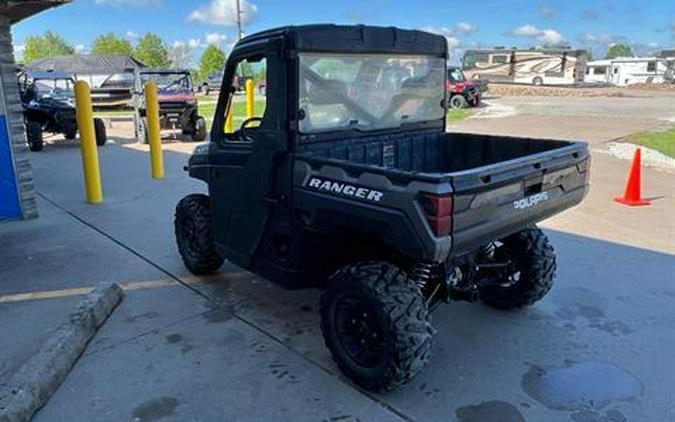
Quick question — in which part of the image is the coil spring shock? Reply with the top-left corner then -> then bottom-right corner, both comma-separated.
411,261 -> 445,294
478,242 -> 496,259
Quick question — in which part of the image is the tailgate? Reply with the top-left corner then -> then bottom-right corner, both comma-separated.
450,142 -> 590,255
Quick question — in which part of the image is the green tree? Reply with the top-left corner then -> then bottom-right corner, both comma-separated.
606,43 -> 633,59
584,50 -> 593,62
133,33 -> 169,67
91,33 -> 133,55
23,31 -> 75,63
198,45 -> 226,79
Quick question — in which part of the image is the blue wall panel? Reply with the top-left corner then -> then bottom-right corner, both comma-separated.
0,114 -> 21,220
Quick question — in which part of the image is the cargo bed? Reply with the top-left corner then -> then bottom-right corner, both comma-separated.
296,129 -> 589,260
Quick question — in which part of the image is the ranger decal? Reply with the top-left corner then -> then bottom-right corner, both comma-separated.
306,177 -> 384,202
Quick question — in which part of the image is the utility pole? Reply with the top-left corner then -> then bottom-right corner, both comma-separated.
236,0 -> 243,41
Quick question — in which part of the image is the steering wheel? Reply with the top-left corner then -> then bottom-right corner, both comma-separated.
240,117 -> 262,141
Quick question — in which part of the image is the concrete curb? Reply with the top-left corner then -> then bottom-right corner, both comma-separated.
0,283 -> 124,422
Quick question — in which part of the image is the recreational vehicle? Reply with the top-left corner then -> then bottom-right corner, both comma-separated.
586,57 -> 674,86
462,48 -> 587,86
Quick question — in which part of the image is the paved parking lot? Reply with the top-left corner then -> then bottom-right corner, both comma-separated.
1,93 -> 674,421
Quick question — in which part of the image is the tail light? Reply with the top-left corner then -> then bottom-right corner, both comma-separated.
419,193 -> 453,236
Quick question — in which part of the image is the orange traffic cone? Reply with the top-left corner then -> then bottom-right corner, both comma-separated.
614,148 -> 650,206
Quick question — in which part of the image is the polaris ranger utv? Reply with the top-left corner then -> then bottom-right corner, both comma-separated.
134,68 -> 207,144
18,71 -> 107,151
174,25 -> 590,391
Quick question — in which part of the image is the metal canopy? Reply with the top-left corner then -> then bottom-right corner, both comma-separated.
5,0 -> 72,24
26,54 -> 146,74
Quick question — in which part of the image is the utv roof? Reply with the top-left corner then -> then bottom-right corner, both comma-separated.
139,68 -> 190,74
27,54 -> 146,74
236,24 -> 448,57
24,70 -> 74,80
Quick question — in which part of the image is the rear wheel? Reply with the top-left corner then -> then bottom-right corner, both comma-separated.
320,262 -> 434,391
479,227 -> 556,309
174,194 -> 224,275
26,120 -> 43,151
532,77 -> 544,86
94,118 -> 107,146
449,94 -> 468,109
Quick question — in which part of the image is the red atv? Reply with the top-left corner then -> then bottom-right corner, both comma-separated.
447,66 -> 482,109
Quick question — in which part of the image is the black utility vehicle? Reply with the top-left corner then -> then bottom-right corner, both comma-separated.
175,25 -> 590,391
18,71 -> 107,151
134,69 -> 207,143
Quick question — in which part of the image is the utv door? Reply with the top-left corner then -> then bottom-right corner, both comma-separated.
207,38 -> 288,268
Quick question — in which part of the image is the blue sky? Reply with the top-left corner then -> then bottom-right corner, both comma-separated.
12,0 -> 675,64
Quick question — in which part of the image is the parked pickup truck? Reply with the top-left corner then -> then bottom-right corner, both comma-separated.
174,25 -> 590,392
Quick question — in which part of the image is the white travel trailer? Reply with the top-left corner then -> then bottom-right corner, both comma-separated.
462,48 -> 587,86
586,57 -> 674,86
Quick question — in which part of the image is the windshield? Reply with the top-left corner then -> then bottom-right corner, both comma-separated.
448,68 -> 466,82
298,53 -> 445,133
33,78 -> 74,100
140,73 -> 191,91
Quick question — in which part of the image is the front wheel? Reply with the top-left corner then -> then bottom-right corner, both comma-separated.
320,262 -> 434,392
174,194 -> 224,275
94,118 -> 107,146
191,116 -> 207,142
26,120 -> 43,151
479,227 -> 556,309
449,94 -> 468,109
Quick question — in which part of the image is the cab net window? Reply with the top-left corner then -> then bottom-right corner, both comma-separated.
298,53 -> 445,133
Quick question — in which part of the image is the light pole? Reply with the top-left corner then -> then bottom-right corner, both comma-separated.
236,0 -> 243,41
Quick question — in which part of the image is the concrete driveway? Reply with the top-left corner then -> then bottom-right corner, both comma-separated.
1,93 -> 674,421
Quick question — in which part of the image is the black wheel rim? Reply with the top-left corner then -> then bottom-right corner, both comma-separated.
334,296 -> 385,368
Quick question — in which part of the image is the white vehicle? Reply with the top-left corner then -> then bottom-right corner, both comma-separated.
462,48 -> 587,86
586,57 -> 675,86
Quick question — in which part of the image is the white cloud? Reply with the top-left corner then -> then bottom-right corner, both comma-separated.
579,33 -> 621,46
538,3 -> 555,18
188,0 -> 258,26
538,29 -> 564,45
456,22 -> 477,34
420,26 -> 460,50
94,0 -> 161,6
188,38 -> 204,49
75,44 -> 86,53
205,32 -> 228,46
126,31 -> 139,39
511,24 -> 542,37
509,25 -> 565,45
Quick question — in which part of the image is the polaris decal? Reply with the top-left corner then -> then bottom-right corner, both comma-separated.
514,191 -> 549,210
306,177 -> 384,202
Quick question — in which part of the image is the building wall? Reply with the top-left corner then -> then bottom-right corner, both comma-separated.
0,15 -> 37,220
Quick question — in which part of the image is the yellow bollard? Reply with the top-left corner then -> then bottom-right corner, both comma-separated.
245,79 -> 255,119
74,81 -> 103,204
225,107 -> 234,133
144,81 -> 164,179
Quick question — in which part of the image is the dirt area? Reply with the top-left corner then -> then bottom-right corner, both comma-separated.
487,83 -> 675,98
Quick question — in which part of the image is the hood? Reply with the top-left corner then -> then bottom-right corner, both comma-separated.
32,96 -> 75,110
157,90 -> 195,103
447,80 -> 476,89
